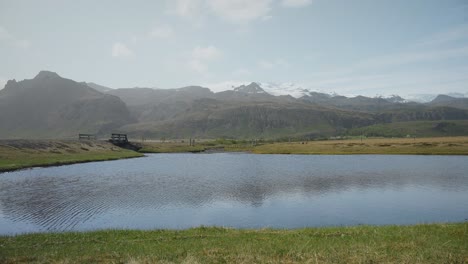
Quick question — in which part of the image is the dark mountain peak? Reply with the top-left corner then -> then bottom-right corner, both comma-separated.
384,95 -> 406,103
354,95 -> 368,99
431,94 -> 456,104
308,91 -> 332,98
177,85 -> 212,93
34,71 -> 61,80
332,95 -> 347,99
0,79 -> 18,94
233,82 -> 267,94
5,79 -> 17,87
0,72 -> 134,138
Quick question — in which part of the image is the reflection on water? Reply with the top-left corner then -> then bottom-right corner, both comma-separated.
0,154 -> 467,234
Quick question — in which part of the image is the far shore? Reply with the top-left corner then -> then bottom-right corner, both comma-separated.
139,136 -> 468,155
1,136 -> 468,173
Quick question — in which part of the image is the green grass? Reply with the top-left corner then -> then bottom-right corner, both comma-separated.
139,140 -> 254,153
0,223 -> 466,263
347,120 -> 468,138
0,140 -> 143,172
138,137 -> 468,155
139,142 -> 207,153
252,136 -> 468,155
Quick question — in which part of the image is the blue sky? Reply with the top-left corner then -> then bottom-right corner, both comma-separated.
1,0 -> 467,97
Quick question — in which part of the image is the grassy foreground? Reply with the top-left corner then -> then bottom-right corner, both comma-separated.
0,223 -> 467,263
0,140 -> 143,172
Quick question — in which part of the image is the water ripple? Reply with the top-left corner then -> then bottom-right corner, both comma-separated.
1,154 -> 468,234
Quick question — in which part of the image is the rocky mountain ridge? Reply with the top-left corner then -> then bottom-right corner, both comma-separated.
1,71 -> 467,139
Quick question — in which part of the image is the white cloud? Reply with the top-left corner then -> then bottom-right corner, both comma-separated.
168,0 -> 273,24
0,77 -> 7,90
414,24 -> 468,48
192,45 -> 222,60
0,26 -> 30,48
206,0 -> 273,24
169,0 -> 204,18
281,0 -> 313,7
149,25 -> 175,39
187,45 -> 222,74
232,68 -> 251,76
111,42 -> 135,58
304,66 -> 468,97
354,46 -> 468,70
130,36 -> 139,44
187,59 -> 208,74
258,59 -> 290,69
203,80 -> 251,92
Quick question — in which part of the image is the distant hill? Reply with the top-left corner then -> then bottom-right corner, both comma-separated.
0,71 -> 134,139
106,81 -> 468,139
428,94 -> 468,110
1,71 -> 468,139
85,82 -> 113,92
300,93 -> 407,112
118,101 -> 375,139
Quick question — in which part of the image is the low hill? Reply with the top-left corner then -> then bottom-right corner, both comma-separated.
0,71 -> 134,139
429,94 -> 468,110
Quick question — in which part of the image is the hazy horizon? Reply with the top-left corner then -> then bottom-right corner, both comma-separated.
1,0 -> 468,97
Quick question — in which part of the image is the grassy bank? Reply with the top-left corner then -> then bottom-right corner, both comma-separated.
2,137 -> 467,173
139,142 -> 207,153
0,223 -> 466,263
0,140 -> 143,172
252,136 -> 468,155
139,140 -> 253,154
138,136 -> 468,155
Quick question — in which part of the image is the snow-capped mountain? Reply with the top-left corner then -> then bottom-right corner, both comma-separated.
204,81 -> 315,98
206,81 -> 468,102
406,93 -> 468,103
233,82 -> 268,94
380,95 -> 409,103
257,82 -> 311,98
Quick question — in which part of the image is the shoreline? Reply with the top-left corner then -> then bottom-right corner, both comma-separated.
0,139 -> 144,174
1,222 -> 466,263
2,136 -> 468,173
1,221 -> 466,237
0,154 -> 144,174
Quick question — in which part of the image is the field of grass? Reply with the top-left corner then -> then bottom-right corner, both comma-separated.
347,120 -> 468,138
138,136 -> 468,155
0,140 -> 143,172
252,136 -> 468,155
139,139 -> 253,153
0,223 -> 466,263
139,142 -> 207,153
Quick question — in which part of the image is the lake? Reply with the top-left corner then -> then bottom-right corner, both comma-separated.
0,154 -> 467,235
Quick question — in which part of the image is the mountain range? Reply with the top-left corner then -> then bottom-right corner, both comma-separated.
1,71 -> 467,139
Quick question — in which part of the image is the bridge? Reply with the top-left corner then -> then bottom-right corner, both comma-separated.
78,134 -> 96,140
110,133 -> 128,143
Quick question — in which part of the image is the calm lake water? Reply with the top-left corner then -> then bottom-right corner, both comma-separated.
1,154 -> 467,235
